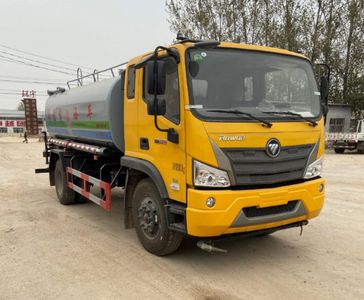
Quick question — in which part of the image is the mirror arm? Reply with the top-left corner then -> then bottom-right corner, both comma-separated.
153,112 -> 179,144
317,63 -> 331,85
135,46 -> 180,69
154,46 -> 180,64
152,96 -> 179,144
153,97 -> 168,133
154,115 -> 167,132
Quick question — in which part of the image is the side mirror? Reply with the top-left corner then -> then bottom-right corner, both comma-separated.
321,103 -> 329,116
147,98 -> 166,116
319,76 -> 329,104
146,60 -> 166,95
319,76 -> 329,122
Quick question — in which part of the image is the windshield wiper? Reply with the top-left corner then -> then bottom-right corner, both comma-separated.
261,111 -> 318,127
205,109 -> 272,128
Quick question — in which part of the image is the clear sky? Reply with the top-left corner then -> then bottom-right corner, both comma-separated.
0,0 -> 175,110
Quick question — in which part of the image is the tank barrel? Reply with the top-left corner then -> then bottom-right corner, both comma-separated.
45,76 -> 125,152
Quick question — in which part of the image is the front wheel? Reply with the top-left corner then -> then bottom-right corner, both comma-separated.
334,148 -> 345,154
132,178 -> 183,256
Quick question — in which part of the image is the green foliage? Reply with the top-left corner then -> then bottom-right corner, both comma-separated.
166,0 -> 364,117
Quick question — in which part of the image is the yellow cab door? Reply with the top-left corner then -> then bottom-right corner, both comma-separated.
133,56 -> 186,203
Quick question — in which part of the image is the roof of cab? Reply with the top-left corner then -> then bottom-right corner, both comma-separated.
128,41 -> 309,66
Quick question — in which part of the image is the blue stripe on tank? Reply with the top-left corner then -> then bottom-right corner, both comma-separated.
47,127 -> 113,142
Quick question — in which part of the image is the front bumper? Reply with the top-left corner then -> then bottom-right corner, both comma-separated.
334,141 -> 357,150
186,178 -> 325,237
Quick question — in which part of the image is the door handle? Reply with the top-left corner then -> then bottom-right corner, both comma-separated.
140,137 -> 149,150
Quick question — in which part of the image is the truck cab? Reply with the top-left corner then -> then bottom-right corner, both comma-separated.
123,41 -> 326,247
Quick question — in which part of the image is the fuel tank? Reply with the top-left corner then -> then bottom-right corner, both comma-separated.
45,77 -> 124,152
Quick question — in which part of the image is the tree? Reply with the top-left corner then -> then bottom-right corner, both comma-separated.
166,0 -> 364,115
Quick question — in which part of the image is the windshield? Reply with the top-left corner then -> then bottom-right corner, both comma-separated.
186,48 -> 321,122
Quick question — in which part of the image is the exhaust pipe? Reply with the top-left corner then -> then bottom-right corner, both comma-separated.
197,241 -> 227,253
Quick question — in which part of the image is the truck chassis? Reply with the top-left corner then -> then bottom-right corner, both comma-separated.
36,134 -> 189,255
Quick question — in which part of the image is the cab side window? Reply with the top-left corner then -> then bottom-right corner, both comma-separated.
144,57 -> 180,124
127,66 -> 136,99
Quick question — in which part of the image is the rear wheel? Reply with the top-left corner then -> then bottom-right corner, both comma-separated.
55,159 -> 75,205
132,178 -> 183,256
334,148 -> 345,154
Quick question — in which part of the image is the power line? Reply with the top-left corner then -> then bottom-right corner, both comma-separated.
0,54 -> 75,76
0,79 -> 65,85
0,74 -> 68,82
0,56 -> 110,80
0,50 -> 77,72
0,42 -> 95,71
0,57 -> 24,66
0,90 -> 47,94
0,44 -> 112,79
0,89 -> 48,97
0,89 -> 24,92
0,92 -> 48,96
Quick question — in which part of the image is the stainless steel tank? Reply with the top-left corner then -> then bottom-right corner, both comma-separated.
45,77 -> 124,152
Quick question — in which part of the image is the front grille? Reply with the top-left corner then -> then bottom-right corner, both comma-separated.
243,200 -> 299,218
222,144 -> 314,186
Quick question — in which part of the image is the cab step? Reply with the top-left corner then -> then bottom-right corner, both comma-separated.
169,222 -> 186,233
166,202 -> 186,234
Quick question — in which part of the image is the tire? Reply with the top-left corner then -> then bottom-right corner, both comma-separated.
132,178 -> 183,256
54,159 -> 75,205
334,148 -> 345,154
75,194 -> 88,203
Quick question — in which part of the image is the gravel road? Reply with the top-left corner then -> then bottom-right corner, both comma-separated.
0,136 -> 363,300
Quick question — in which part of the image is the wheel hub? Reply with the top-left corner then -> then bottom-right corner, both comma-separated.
137,197 -> 159,238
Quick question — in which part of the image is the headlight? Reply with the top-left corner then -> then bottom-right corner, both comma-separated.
304,157 -> 323,179
194,160 -> 230,187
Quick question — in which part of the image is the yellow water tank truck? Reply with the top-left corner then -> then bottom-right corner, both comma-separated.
36,36 -> 330,255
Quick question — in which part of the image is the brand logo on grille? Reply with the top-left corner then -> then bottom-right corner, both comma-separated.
266,138 -> 281,158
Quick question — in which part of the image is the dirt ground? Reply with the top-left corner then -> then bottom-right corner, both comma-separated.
0,136 -> 363,300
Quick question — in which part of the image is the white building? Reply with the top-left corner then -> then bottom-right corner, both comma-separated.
0,109 -> 45,135
325,103 -> 352,133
